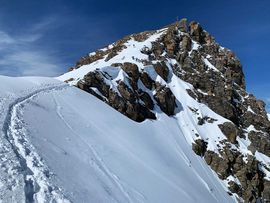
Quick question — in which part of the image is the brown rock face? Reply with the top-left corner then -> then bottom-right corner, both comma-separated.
248,131 -> 270,157
218,122 -> 238,143
192,139 -> 208,156
140,72 -> 154,90
181,34 -> 192,51
139,91 -> 154,110
263,180 -> 270,202
66,19 -> 270,202
204,150 -> 229,179
75,58 -> 178,122
153,62 -> 169,81
79,70 -> 157,122
122,63 -> 140,81
188,21 -> 206,44
179,18 -> 187,32
117,81 -> 136,102
154,85 -> 175,116
82,71 -> 110,97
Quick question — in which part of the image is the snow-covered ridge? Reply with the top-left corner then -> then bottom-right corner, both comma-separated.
0,76 -> 70,202
57,20 -> 270,202
0,20 -> 269,203
57,28 -> 167,85
0,76 -> 233,202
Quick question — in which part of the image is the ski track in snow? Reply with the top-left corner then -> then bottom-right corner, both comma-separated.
1,84 -> 70,203
0,82 -> 146,203
52,94 -> 143,203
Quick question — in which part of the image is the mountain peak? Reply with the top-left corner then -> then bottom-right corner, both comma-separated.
58,20 -> 270,202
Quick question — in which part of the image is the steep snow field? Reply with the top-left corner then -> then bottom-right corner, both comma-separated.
0,75 -> 234,202
0,76 -> 69,202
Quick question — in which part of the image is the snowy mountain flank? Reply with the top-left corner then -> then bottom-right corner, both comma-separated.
58,19 -> 270,202
0,19 -> 269,203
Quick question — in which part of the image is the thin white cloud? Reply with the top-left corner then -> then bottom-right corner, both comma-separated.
0,51 -> 61,76
0,31 -> 15,44
0,18 -> 64,77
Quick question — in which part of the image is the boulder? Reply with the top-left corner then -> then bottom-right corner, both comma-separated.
154,86 -> 175,116
204,150 -> 229,179
139,91 -> 154,110
117,81 -> 136,102
188,21 -> 205,44
179,18 -> 187,32
218,122 -> 238,143
140,72 -> 154,89
228,181 -> 241,194
151,41 -> 164,58
192,139 -> 208,156
248,131 -> 270,157
181,34 -> 192,51
83,71 -> 110,97
153,62 -> 169,81
122,62 -> 140,81
263,180 -> 270,202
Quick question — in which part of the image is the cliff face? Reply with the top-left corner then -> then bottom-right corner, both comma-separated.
59,19 -> 270,202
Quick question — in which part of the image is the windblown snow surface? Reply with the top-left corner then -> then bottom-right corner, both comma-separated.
0,75 -> 236,202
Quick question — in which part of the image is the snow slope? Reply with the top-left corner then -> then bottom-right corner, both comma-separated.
0,75 -> 234,202
57,26 -> 270,197
0,76 -> 70,202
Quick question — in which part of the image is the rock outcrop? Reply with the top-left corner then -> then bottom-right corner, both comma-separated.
62,19 -> 270,202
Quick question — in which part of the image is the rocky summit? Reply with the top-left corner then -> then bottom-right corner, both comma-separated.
59,19 -> 270,202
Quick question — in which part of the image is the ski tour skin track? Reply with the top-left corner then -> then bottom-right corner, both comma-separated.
1,83 -> 70,203
0,83 -> 142,203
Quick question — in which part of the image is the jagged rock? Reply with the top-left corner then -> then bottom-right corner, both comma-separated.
83,71 -> 110,97
233,155 -> 244,172
154,86 -> 175,116
228,181 -> 241,194
192,139 -> 208,156
75,50 -> 106,68
77,69 -> 157,122
204,150 -> 214,165
204,32 -> 215,45
108,89 -> 156,122
111,63 -> 123,67
64,78 -> 74,83
68,67 -> 75,72
204,150 -> 229,179
140,72 -> 154,89
197,116 -> 217,125
151,41 -> 164,59
105,36 -> 130,61
108,89 -> 127,113
179,18 -> 187,32
180,34 -> 192,51
177,51 -> 194,70
263,180 -> 270,202
122,63 -> 140,81
218,122 -> 238,143
248,131 -> 270,156
68,20 -> 270,201
140,46 -> 152,55
153,62 -> 169,81
117,81 -> 136,102
188,21 -> 205,44
133,31 -> 154,42
139,90 -> 154,110
163,28 -> 179,56
126,102 -> 156,122
128,78 -> 138,91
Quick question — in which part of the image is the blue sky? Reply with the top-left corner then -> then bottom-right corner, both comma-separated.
0,0 -> 269,110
